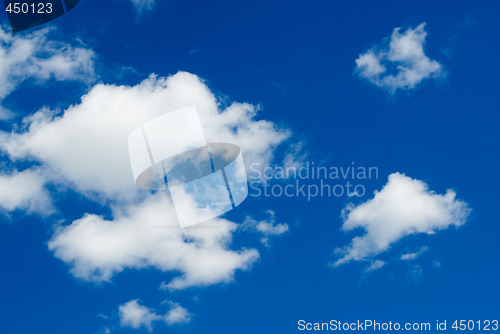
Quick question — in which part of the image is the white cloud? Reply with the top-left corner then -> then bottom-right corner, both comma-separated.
400,245 -> 429,261
164,302 -> 191,325
0,168 -> 52,215
119,299 -> 190,332
0,26 -> 95,118
355,23 -> 442,92
48,193 -> 259,289
119,299 -> 159,332
0,25 -> 295,331
1,72 -> 289,202
0,71 -> 293,288
334,172 -> 470,266
365,259 -> 386,272
256,220 -> 289,235
242,210 -> 289,245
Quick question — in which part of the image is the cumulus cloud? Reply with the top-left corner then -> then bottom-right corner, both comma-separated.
334,173 -> 470,266
355,23 -> 442,92
119,299 -> 159,331
164,302 -> 191,325
0,26 -> 95,118
0,71 -> 291,289
1,72 -> 289,202
0,168 -> 52,215
119,299 -> 190,332
49,194 -> 259,288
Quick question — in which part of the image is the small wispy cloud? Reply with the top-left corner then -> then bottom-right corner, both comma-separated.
400,245 -> 430,261
365,260 -> 386,273
242,210 -> 289,246
431,260 -> 442,268
0,26 -> 95,119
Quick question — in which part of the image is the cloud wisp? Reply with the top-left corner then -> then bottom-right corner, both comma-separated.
242,210 -> 289,246
0,26 -> 95,119
365,259 -> 386,273
400,245 -> 430,261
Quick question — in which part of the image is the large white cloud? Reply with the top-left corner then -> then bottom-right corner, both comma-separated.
0,26 -> 95,118
334,173 -> 470,266
355,23 -> 442,92
1,72 -> 289,202
0,71 -> 291,289
48,194 -> 259,288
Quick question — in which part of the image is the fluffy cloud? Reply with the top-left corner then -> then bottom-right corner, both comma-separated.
0,26 -> 95,118
49,194 -> 259,288
119,299 -> 159,331
334,173 -> 470,266
119,299 -> 190,332
0,71 -> 291,289
0,168 -> 52,215
164,302 -> 191,325
1,72 -> 289,202
355,23 -> 442,92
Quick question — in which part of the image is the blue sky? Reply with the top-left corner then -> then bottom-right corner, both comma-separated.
0,1 -> 498,333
